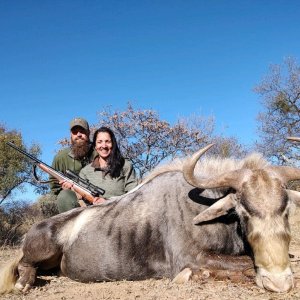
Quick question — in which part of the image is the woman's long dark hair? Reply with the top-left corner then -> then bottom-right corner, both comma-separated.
92,127 -> 125,178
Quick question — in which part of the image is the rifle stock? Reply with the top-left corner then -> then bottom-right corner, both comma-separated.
37,163 -> 97,204
6,141 -> 105,205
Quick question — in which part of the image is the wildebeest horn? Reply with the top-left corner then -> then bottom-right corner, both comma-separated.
182,144 -> 215,187
268,166 -> 300,184
271,136 -> 300,182
287,136 -> 300,142
286,189 -> 300,207
183,144 -> 246,191
193,193 -> 236,224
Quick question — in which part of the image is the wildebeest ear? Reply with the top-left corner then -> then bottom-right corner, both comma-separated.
286,189 -> 300,207
193,193 -> 236,224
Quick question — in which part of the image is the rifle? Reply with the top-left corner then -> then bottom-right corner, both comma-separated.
6,141 -> 105,204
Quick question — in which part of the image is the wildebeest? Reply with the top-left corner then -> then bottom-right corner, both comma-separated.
1,144 -> 300,294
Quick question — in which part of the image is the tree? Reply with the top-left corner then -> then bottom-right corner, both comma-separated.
254,57 -> 300,165
0,124 -> 47,205
0,200 -> 44,245
92,103 -> 246,179
58,103 -> 246,179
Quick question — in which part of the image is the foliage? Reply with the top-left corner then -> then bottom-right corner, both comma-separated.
0,124 -> 47,205
92,103 -> 246,179
58,104 -> 246,179
254,57 -> 300,165
0,194 -> 58,246
36,193 -> 59,218
0,201 -> 44,246
209,135 -> 247,159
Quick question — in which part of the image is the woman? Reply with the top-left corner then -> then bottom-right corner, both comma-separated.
78,127 -> 138,204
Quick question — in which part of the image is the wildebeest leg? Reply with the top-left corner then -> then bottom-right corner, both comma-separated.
195,253 -> 255,282
15,262 -> 37,293
198,253 -> 254,270
14,221 -> 63,293
15,249 -> 62,293
16,250 -> 62,292
173,254 -> 255,284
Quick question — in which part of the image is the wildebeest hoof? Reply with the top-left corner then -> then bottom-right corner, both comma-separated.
14,282 -> 31,293
289,253 -> 300,262
201,269 -> 211,279
172,268 -> 193,283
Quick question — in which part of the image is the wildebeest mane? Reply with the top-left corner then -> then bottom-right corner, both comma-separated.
141,152 -> 269,186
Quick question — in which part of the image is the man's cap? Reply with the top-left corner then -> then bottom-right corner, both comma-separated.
70,117 -> 89,131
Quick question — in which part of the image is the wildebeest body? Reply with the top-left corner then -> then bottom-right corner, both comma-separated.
21,172 -> 245,283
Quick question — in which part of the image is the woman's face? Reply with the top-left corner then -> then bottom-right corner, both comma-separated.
95,132 -> 113,160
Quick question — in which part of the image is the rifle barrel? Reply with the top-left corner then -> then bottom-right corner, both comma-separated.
6,141 -> 105,198
7,141 -> 49,167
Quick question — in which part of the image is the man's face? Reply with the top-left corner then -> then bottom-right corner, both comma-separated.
70,126 -> 89,145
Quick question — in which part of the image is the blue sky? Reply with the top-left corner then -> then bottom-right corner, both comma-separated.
1,1 -> 300,200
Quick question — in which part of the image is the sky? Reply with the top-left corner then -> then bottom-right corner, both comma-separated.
1,1 -> 300,201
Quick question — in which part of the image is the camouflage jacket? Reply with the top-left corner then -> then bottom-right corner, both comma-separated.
50,146 -> 97,195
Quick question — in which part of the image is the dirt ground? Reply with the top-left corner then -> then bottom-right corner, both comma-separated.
2,208 -> 300,300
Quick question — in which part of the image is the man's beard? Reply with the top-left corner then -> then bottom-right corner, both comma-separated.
71,139 -> 90,159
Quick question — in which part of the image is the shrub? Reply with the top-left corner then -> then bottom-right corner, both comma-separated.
0,201 -> 44,246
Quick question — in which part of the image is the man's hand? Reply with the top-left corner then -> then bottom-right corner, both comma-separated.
59,180 -> 73,190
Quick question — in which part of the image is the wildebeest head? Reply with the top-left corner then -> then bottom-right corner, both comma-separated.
183,144 -> 300,293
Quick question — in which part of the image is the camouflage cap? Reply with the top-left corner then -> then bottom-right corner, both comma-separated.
70,117 -> 89,131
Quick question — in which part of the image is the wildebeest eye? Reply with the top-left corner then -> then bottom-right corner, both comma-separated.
235,202 -> 251,221
239,195 -> 261,218
283,210 -> 289,221
242,213 -> 249,225
276,192 -> 289,215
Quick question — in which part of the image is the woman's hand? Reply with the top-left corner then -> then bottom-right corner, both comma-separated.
93,197 -> 106,205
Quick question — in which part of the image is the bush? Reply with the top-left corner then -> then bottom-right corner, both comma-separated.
0,201 -> 44,246
37,193 -> 59,218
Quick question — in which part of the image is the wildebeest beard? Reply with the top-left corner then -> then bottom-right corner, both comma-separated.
71,140 -> 90,159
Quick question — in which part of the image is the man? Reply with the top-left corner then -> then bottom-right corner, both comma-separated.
50,117 -> 96,213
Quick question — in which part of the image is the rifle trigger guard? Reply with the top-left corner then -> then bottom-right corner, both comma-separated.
32,164 -> 53,184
